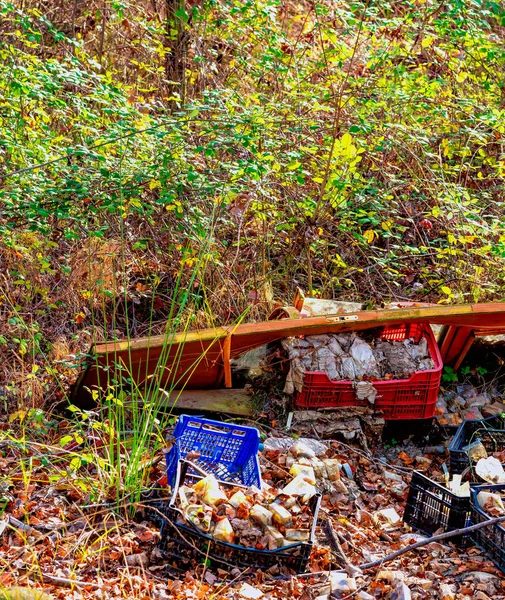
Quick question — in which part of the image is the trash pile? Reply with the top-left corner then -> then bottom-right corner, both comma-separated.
437,384 -> 505,426
139,411 -> 505,598
174,468 -> 316,549
476,489 -> 505,515
282,332 -> 434,394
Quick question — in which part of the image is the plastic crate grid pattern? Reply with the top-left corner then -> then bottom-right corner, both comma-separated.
295,324 -> 442,420
165,415 -> 261,489
403,471 -> 471,538
159,460 -> 321,573
449,415 -> 505,475
470,484 -> 505,574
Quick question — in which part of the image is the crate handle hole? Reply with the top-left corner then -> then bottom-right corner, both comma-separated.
202,423 -> 233,434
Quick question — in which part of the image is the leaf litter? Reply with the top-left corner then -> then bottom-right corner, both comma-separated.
0,414 -> 504,600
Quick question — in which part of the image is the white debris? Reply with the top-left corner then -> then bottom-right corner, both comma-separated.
392,581 -> 412,600
374,507 -> 401,526
281,331 -> 433,394
350,337 -> 381,378
290,439 -> 316,459
264,437 -> 329,456
315,572 -> 357,598
447,474 -> 470,497
355,380 -> 378,404
477,491 -> 505,513
282,474 -> 317,497
239,582 -> 264,599
475,456 -> 505,484
339,355 -> 358,380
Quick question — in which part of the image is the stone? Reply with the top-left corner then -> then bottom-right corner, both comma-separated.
440,583 -> 455,600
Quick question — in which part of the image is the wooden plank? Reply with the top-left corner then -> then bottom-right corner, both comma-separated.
443,326 -> 474,367
159,388 -> 253,416
93,302 -> 505,355
74,302 -> 505,405
439,325 -> 457,362
453,331 -> 476,370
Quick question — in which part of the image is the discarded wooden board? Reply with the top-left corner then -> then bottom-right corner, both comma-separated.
440,325 -> 505,369
159,389 -> 252,416
72,302 -> 505,406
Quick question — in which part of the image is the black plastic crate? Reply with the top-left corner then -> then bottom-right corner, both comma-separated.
159,460 -> 321,573
143,498 -> 170,527
470,483 -> 505,574
449,415 -> 505,475
403,471 -> 471,537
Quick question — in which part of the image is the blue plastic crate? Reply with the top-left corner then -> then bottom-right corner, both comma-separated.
165,415 -> 261,489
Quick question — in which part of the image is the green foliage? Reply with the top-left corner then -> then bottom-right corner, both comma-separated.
442,366 -> 459,383
1,0 -> 504,303
1,1 -> 505,495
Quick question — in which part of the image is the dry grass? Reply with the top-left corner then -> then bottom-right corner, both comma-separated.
70,239 -> 125,306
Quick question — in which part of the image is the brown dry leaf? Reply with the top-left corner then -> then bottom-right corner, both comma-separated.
397,451 -> 414,465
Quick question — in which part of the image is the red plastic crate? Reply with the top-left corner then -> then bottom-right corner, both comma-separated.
294,323 -> 442,420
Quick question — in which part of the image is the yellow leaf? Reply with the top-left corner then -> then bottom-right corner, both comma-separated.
340,133 -> 353,149
9,410 -> 26,423
363,230 -> 376,244
431,206 -> 441,218
441,286 -> 452,295
332,254 -> 347,269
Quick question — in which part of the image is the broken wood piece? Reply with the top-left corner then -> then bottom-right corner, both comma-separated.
322,519 -> 362,578
160,388 -> 252,416
74,302 -> 505,405
31,572 -> 102,589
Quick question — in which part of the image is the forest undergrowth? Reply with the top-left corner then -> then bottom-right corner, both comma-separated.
0,1 -> 505,597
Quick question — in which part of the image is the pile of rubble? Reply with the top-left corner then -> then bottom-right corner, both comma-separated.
175,464 -> 317,549
282,332 -> 434,394
437,385 -> 505,426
